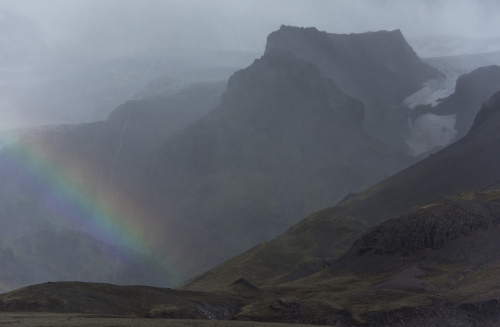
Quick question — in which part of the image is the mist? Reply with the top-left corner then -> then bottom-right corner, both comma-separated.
2,0 -> 500,58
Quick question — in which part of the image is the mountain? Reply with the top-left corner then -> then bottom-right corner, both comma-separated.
265,25 -> 439,151
0,26 -> 440,288
177,89 -> 500,326
3,32 -> 500,326
148,52 -> 413,276
0,230 -> 175,293
0,48 -> 414,288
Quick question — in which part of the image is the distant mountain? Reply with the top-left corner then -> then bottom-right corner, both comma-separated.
0,230 -> 175,293
265,25 -> 439,151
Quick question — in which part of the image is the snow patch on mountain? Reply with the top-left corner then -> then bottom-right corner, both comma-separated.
407,113 -> 457,156
403,51 -> 500,110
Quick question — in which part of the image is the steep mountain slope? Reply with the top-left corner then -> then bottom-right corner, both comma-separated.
0,230 -> 175,293
407,65 -> 500,155
265,25 -> 439,151
149,52 -> 412,275
181,89 -> 500,292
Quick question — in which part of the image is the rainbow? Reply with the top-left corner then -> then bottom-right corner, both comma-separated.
0,129 -> 180,282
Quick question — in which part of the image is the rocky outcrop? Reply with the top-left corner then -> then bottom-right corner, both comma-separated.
332,197 -> 500,274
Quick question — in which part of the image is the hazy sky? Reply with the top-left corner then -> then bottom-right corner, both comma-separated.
1,0 -> 500,57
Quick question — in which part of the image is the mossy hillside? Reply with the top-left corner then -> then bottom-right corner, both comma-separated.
179,210 -> 367,293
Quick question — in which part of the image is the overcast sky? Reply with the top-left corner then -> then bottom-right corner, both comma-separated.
2,0 -> 500,57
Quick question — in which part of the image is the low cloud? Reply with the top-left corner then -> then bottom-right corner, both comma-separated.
1,0 -> 500,58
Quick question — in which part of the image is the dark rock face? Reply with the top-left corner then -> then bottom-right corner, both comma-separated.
265,25 -> 439,150
333,198 -> 500,274
411,65 -> 500,143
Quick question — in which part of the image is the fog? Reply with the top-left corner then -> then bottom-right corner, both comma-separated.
2,0 -> 500,58
0,0 -> 499,141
